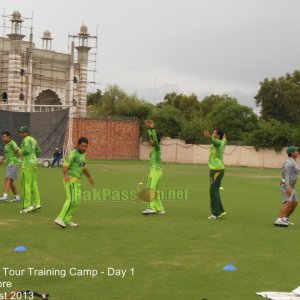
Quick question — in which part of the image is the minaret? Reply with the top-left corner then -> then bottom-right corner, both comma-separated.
68,41 -> 75,107
7,11 -> 25,110
26,25 -> 34,108
41,30 -> 53,50
75,25 -> 91,116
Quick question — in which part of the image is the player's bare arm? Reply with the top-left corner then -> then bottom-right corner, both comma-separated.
83,168 -> 95,185
145,119 -> 154,129
203,129 -> 211,138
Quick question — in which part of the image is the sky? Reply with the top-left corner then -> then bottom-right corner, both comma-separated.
2,0 -> 300,109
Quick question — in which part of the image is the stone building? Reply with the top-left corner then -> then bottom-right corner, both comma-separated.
0,10 -> 94,115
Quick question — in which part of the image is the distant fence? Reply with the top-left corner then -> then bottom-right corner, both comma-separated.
139,138 -> 288,168
0,104 -> 71,112
83,114 -> 137,121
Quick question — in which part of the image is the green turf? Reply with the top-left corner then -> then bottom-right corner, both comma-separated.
0,161 -> 299,300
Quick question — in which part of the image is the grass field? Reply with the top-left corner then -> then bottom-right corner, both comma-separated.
1,161 -> 300,300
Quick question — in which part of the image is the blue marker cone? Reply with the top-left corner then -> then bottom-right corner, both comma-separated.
223,264 -> 237,271
14,245 -> 27,252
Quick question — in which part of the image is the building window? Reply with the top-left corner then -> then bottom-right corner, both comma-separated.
73,76 -> 78,83
20,69 -> 25,76
2,92 -> 8,102
19,93 -> 25,100
73,99 -> 77,106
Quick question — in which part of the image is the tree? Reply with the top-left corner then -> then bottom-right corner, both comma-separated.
97,84 -> 127,115
158,92 -> 201,120
255,71 -> 300,124
205,99 -> 258,142
115,95 -> 154,135
87,84 -> 154,135
244,119 -> 295,152
87,89 -> 102,106
180,118 -> 209,144
148,106 -> 185,139
199,94 -> 234,117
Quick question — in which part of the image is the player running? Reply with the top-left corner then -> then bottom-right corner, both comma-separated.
0,131 -> 21,202
142,120 -> 165,215
54,137 -> 95,228
18,126 -> 42,213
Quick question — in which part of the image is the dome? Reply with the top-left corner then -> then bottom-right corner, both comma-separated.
79,25 -> 89,35
11,10 -> 22,22
43,30 -> 52,39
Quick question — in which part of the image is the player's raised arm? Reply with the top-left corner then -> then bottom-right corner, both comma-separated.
145,120 -> 160,150
203,129 -> 211,138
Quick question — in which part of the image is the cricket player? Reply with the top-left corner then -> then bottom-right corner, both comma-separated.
204,128 -> 227,220
273,146 -> 299,227
55,137 -> 95,228
18,126 -> 42,213
142,120 -> 165,215
0,131 -> 21,202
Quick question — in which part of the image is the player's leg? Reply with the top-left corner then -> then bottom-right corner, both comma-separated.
0,166 -> 14,200
289,201 -> 297,216
56,179 -> 73,223
143,173 -> 152,209
289,190 -> 297,216
274,187 -> 294,226
142,171 -> 158,214
56,179 -> 81,225
64,181 -> 81,225
9,165 -> 20,201
0,177 -> 10,201
281,191 -> 297,225
10,180 -> 20,201
215,170 -> 225,215
149,170 -> 164,212
31,168 -> 41,207
21,168 -> 33,209
209,170 -> 224,217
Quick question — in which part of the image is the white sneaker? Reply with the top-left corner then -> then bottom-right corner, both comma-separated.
54,219 -> 66,228
273,218 -> 289,227
142,208 -> 157,215
157,210 -> 166,215
32,204 -> 42,211
282,217 -> 294,226
11,196 -> 21,202
20,206 -> 35,214
208,214 -> 217,220
218,211 -> 227,218
67,222 -> 78,227
0,195 -> 8,202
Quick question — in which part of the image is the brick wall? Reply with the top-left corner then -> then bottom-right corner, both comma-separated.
69,118 -> 140,159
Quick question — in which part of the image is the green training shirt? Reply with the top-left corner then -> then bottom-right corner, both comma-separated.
208,137 -> 227,170
19,136 -> 42,169
148,128 -> 161,170
64,149 -> 87,179
4,140 -> 19,166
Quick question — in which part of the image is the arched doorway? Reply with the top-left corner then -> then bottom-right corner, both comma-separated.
34,89 -> 62,111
